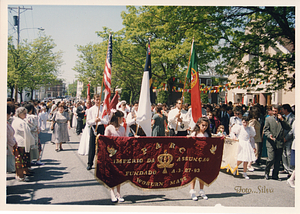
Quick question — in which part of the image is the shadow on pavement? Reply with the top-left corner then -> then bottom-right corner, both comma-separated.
7,195 -> 53,204
206,192 -> 243,199
55,194 -> 168,205
65,141 -> 79,145
58,148 -> 79,152
6,159 -> 69,204
39,132 -> 52,142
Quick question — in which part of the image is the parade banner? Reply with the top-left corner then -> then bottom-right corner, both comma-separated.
220,138 -> 239,175
95,136 -> 224,189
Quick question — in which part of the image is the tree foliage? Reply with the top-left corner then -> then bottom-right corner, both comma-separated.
73,42 -> 106,97
95,6 -> 219,104
7,35 -> 63,101
67,81 -> 77,97
75,6 -> 294,105
213,6 -> 295,91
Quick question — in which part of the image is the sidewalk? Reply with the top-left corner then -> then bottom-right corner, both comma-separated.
6,123 -> 112,205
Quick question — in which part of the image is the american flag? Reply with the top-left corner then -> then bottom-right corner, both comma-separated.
102,33 -> 112,118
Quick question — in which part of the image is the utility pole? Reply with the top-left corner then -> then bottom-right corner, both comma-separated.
8,6 -> 32,102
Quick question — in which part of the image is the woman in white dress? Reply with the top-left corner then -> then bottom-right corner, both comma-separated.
230,116 -> 256,179
72,103 -> 78,128
24,103 -> 40,164
38,107 -> 48,131
78,108 -> 90,155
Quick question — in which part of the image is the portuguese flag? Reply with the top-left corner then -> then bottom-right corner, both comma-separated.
187,40 -> 202,123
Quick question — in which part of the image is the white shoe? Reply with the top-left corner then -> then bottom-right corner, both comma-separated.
247,166 -> 254,172
189,189 -> 198,201
199,190 -> 208,200
116,193 -> 125,202
110,190 -> 117,202
36,160 -> 44,166
15,175 -> 28,182
243,172 -> 249,179
287,179 -> 295,188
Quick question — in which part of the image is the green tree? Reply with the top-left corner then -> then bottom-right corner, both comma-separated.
73,42 -> 106,97
76,6 -> 294,106
96,6 -> 219,105
157,90 -> 168,104
68,81 -> 77,97
7,35 -> 63,101
213,6 -> 295,91
183,91 -> 191,105
201,93 -> 209,104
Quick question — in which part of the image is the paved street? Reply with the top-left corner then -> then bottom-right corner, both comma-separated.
6,122 -> 295,212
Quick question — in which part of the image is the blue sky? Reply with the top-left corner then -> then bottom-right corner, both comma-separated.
7,5 -> 126,85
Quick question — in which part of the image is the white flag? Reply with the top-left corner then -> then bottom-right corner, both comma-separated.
136,71 -> 152,136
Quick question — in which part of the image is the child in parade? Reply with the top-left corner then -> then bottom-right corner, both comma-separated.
188,117 -> 211,201
104,110 -> 126,203
207,112 -> 216,134
230,116 -> 256,179
216,125 -> 226,136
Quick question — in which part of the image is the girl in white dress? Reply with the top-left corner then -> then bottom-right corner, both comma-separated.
104,110 -> 126,203
188,117 -> 211,201
72,103 -> 78,128
78,108 -> 90,155
230,116 -> 256,179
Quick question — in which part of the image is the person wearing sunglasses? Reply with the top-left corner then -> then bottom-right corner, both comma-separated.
168,99 -> 190,136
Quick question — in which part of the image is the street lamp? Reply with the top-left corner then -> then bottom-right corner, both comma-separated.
19,27 -> 44,31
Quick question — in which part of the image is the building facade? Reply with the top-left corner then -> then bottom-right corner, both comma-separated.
227,40 -> 295,106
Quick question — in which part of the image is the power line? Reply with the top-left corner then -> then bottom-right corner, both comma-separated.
23,10 -> 30,41
31,9 -> 36,39
7,6 -> 33,102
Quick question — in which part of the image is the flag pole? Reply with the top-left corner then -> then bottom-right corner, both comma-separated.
176,38 -> 194,132
136,36 -> 151,136
95,33 -> 111,135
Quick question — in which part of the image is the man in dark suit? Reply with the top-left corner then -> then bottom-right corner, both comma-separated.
263,105 -> 291,180
219,104 -> 230,135
281,104 -> 295,175
76,101 -> 85,135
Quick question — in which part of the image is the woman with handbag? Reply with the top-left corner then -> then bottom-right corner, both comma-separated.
51,104 -> 71,152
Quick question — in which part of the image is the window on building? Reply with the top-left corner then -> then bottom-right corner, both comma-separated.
206,79 -> 212,86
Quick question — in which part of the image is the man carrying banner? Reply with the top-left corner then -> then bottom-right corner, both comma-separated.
168,99 -> 191,136
86,94 -> 108,170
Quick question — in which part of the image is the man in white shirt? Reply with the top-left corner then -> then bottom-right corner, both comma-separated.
86,94 -> 108,170
126,101 -> 146,136
168,99 -> 190,136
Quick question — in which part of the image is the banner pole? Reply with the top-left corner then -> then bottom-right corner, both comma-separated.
176,38 -> 194,132
136,124 -> 139,136
95,33 -> 111,134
